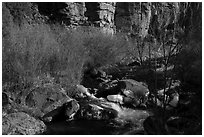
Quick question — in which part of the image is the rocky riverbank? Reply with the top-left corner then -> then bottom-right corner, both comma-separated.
2,62 -> 183,135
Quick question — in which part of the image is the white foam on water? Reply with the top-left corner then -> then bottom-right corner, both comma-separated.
115,107 -> 151,125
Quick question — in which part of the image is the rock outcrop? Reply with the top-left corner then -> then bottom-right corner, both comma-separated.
36,2 -> 181,36
115,2 -> 151,38
2,112 -> 46,135
85,2 -> 116,34
115,2 -> 187,39
36,2 -> 116,34
5,2 -> 200,37
60,2 -> 87,26
4,2 -> 201,38
3,83 -> 79,122
36,2 -> 86,26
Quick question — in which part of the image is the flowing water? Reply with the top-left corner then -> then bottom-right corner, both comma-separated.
43,107 -> 151,135
43,65 -> 153,135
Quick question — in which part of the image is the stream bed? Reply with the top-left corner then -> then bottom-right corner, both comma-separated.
43,108 -> 151,135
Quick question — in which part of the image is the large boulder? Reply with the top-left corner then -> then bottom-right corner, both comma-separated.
96,80 -> 121,98
89,79 -> 150,107
4,84 -> 79,122
75,84 -> 119,120
107,94 -> 123,104
2,112 -> 46,135
75,102 -> 118,120
119,79 -> 149,107
75,99 -> 118,120
76,84 -> 95,98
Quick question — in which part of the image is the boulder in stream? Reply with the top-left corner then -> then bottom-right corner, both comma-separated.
119,79 -> 149,107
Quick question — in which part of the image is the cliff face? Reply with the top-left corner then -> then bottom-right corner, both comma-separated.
115,2 -> 201,41
6,2 -> 201,38
115,2 -> 152,38
36,2 -> 87,25
36,2 -> 116,34
85,2 -> 116,34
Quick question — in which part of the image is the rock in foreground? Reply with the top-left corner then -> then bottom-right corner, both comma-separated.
2,112 -> 46,135
4,83 -> 80,122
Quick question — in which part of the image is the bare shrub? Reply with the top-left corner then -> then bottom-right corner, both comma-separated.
3,13 -> 131,96
81,27 -> 131,69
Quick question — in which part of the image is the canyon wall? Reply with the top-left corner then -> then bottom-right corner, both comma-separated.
36,2 -> 201,38
5,2 -> 201,38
